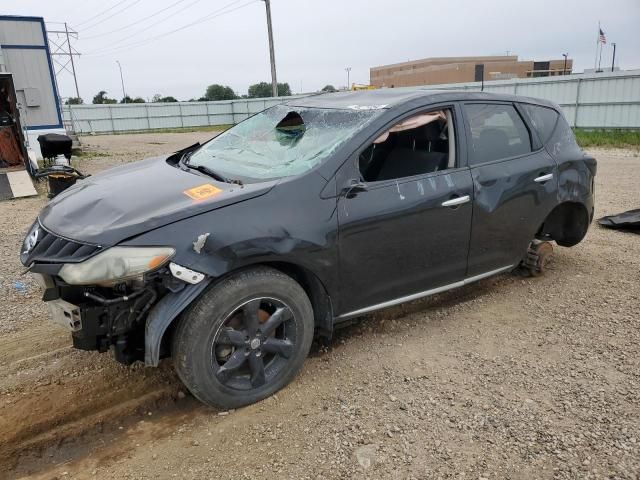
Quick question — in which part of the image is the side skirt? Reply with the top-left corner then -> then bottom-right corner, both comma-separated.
336,265 -> 514,321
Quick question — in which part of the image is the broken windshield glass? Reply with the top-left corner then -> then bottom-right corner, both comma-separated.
188,105 -> 382,180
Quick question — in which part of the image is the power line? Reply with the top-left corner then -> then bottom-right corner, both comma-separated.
78,0 -> 143,31
85,0 -> 256,57
84,0 -> 205,44
81,0 -> 193,39
73,0 -> 129,28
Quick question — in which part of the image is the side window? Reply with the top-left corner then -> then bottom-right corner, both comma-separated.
521,103 -> 559,144
464,103 -> 531,165
359,109 -> 455,182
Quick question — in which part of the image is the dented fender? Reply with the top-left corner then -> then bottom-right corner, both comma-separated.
145,279 -> 211,366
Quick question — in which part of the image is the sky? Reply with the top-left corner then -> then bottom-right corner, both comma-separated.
6,0 -> 640,102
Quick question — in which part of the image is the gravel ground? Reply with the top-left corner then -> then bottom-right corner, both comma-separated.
0,133 -> 638,480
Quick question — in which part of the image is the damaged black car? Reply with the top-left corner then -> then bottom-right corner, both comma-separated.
21,90 -> 596,408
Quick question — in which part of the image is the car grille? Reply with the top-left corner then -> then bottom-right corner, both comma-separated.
21,223 -> 101,266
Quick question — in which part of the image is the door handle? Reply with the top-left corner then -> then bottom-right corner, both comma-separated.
534,173 -> 553,183
441,195 -> 470,208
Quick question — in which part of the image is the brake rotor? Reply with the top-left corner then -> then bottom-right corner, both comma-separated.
215,308 -> 272,361
525,241 -> 554,277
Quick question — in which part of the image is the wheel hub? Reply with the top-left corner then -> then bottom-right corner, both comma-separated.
212,297 -> 296,391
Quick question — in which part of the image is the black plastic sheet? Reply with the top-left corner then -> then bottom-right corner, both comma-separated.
598,209 -> 640,234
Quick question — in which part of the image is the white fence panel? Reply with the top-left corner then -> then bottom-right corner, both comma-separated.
64,71 -> 640,133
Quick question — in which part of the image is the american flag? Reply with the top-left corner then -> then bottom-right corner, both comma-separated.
599,28 -> 607,44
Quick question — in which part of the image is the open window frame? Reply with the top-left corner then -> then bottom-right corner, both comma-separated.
352,103 -> 465,188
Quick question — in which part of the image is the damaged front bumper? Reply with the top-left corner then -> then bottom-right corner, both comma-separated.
22,222 -> 209,366
30,265 -> 209,365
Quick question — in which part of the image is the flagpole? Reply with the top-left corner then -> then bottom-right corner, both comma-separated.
598,40 -> 603,72
594,21 -> 600,71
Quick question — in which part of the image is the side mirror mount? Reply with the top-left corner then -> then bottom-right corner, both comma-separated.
343,179 -> 368,198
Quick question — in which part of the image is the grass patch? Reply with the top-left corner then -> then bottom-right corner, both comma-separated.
574,129 -> 640,149
72,150 -> 111,158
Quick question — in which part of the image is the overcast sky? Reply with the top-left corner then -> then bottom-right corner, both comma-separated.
7,0 -> 640,101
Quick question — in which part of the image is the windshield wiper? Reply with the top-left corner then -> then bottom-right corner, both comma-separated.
181,152 -> 230,183
185,163 -> 230,183
181,151 -> 245,185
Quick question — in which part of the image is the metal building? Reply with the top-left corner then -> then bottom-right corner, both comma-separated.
0,15 -> 64,158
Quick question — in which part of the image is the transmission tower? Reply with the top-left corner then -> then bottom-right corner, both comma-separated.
46,23 -> 81,99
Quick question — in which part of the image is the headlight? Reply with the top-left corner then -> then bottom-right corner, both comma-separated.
58,246 -> 175,285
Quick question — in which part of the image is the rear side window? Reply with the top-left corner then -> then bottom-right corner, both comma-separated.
464,103 -> 532,165
521,104 -> 559,143
546,113 -> 582,159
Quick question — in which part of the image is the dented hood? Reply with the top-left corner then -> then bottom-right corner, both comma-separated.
38,156 -> 277,246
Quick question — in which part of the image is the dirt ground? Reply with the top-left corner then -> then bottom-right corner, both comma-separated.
0,132 -> 638,480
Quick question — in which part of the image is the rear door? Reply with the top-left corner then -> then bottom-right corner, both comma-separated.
462,102 -> 559,277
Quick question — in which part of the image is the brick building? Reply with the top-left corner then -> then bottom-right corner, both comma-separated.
370,55 -> 573,87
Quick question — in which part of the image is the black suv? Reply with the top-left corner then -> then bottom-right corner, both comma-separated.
21,90 -> 596,408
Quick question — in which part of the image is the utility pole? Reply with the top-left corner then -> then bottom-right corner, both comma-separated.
345,67 -> 351,90
562,53 -> 568,75
611,43 -> 617,72
47,23 -> 81,99
116,60 -> 127,103
262,0 -> 278,97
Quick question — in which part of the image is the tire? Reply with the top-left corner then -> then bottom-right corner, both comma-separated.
172,266 -> 314,409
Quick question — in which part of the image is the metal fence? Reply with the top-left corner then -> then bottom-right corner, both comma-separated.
63,70 -> 640,134
62,96 -> 307,134
425,69 -> 640,129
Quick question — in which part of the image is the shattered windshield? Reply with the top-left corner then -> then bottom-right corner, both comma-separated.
188,105 -> 381,180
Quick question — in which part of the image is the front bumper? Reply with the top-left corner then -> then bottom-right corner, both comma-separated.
23,221 -> 208,365
33,272 -> 159,363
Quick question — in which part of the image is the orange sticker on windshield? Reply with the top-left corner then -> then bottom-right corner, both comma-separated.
183,183 -> 222,201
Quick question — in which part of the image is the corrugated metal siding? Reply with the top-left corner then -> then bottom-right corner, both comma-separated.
5,48 -> 59,127
65,72 -> 640,133
0,17 -> 61,129
0,19 -> 44,46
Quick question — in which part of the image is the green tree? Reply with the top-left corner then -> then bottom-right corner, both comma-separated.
92,90 -> 117,104
120,96 -> 145,103
321,85 -> 336,93
65,97 -> 84,105
204,84 -> 237,101
247,82 -> 292,98
151,94 -> 178,103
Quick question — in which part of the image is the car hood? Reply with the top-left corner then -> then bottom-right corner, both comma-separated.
39,156 -> 277,246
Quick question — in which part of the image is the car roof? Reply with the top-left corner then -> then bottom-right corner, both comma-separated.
285,88 -> 558,111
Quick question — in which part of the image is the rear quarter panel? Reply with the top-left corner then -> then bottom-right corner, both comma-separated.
547,114 -> 596,214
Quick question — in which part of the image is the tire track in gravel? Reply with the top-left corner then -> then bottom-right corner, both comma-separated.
0,322 -> 191,473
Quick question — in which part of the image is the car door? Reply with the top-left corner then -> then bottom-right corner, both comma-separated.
461,102 -> 559,277
335,104 -> 473,317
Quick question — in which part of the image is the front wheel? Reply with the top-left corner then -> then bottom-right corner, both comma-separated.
172,267 -> 314,409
